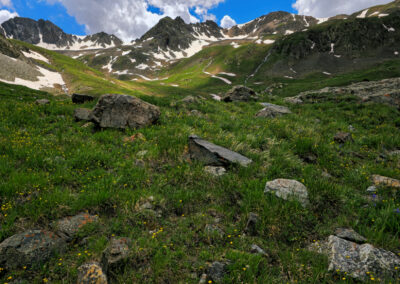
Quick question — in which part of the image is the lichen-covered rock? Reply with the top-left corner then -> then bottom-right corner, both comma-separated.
101,237 -> 131,274
77,262 -> 108,284
189,135 -> 252,167
74,108 -> 92,122
72,93 -> 95,104
90,94 -> 160,129
256,103 -> 292,118
0,230 -> 66,269
327,236 -> 400,281
223,85 -> 258,102
264,179 -> 309,207
53,213 -> 99,240
372,174 -> 400,189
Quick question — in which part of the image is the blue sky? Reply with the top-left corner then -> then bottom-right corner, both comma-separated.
0,0 -> 392,40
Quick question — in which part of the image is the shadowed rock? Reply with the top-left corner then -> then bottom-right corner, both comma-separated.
189,135 -> 252,167
0,230 -> 66,269
256,103 -> 291,118
334,132 -> 353,144
245,213 -> 259,236
335,228 -> 367,244
223,85 -> 258,102
74,108 -> 92,121
101,237 -> 132,274
90,94 -> 160,129
77,262 -> 108,284
265,179 -> 309,207
72,93 -> 95,104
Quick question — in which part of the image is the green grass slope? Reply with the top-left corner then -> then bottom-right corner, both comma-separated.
0,60 -> 400,282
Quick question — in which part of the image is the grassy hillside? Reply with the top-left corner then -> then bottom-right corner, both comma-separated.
0,56 -> 400,283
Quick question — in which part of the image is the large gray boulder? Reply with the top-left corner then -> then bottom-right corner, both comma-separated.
223,85 -> 258,102
256,103 -> 292,118
0,230 -> 66,269
189,135 -> 252,167
264,179 -> 309,207
90,94 -> 160,129
326,236 -> 400,282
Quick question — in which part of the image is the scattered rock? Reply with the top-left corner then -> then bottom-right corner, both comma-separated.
372,174 -> 400,188
334,132 -> 353,144
189,135 -> 252,167
199,274 -> 208,284
301,153 -> 317,164
82,122 -> 92,128
210,94 -> 221,101
348,125 -> 356,132
207,261 -> 227,282
74,108 -> 92,122
250,244 -> 267,256
264,179 -> 309,207
326,236 -> 400,282
204,224 -> 225,238
35,99 -> 50,105
72,93 -> 95,104
204,166 -> 227,177
181,96 -> 197,104
190,110 -> 202,117
335,228 -> 367,244
256,103 -> 291,118
366,185 -> 377,193
322,171 -> 333,179
0,230 -> 66,269
90,94 -> 160,130
284,97 -> 303,104
101,237 -> 132,274
223,85 -> 258,102
77,262 -> 108,284
245,213 -> 259,236
53,213 -> 99,240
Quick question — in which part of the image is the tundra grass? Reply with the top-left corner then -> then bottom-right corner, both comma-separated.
0,73 -> 400,283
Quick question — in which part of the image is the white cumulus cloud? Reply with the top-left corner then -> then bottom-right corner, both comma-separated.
46,0 -> 225,42
293,0 -> 393,18
220,15 -> 236,28
0,9 -> 18,24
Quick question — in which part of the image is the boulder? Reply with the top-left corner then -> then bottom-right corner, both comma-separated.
101,237 -> 131,274
74,108 -> 92,122
189,135 -> 252,167
72,93 -> 95,104
204,166 -> 227,177
334,228 -> 367,244
77,262 -> 108,284
256,103 -> 292,118
90,94 -> 160,129
372,174 -> 400,189
264,179 -> 309,207
326,236 -> 400,282
284,97 -> 303,104
223,85 -> 257,102
334,132 -> 353,144
207,261 -> 227,282
0,230 -> 66,269
53,213 -> 99,240
35,99 -> 50,105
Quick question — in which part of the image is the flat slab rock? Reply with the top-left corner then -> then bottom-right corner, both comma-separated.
264,179 -> 309,207
326,236 -> 400,281
0,230 -> 66,269
77,262 -> 108,284
90,94 -> 160,129
53,213 -> 99,240
290,77 -> 400,107
256,103 -> 292,118
335,228 -> 367,244
189,135 -> 252,167
372,174 -> 400,189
